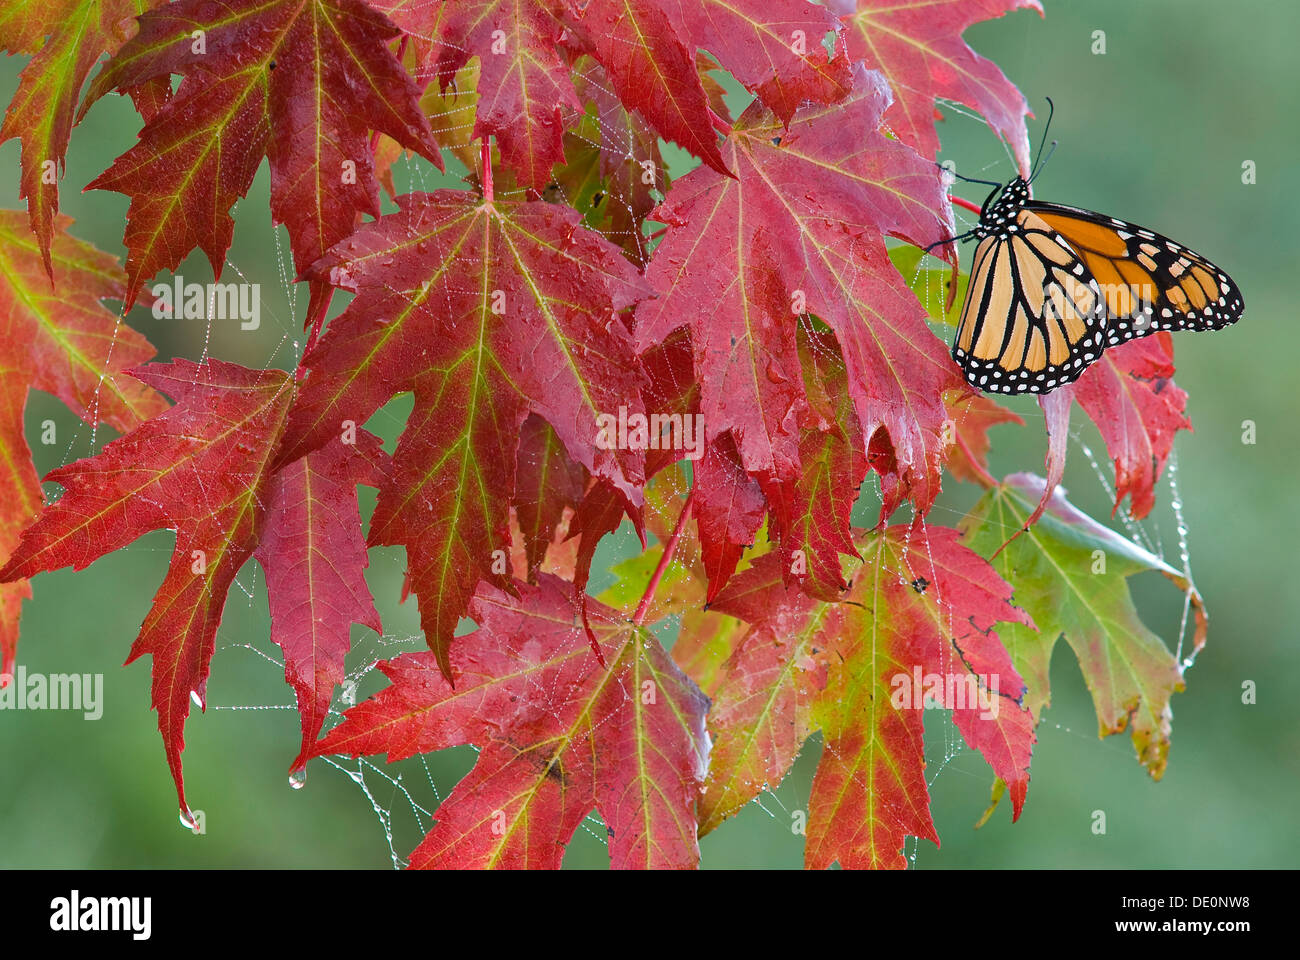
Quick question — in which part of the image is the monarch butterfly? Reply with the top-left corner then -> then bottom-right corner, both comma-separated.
938,101 -> 1243,395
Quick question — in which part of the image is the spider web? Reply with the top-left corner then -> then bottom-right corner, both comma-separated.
29,49 -> 1203,870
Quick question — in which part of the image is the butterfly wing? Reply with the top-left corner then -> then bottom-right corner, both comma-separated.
1027,201 -> 1244,347
952,208 -> 1108,394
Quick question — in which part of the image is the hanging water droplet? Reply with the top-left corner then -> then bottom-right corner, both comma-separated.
178,807 -> 199,831
289,768 -> 307,790
190,689 -> 204,709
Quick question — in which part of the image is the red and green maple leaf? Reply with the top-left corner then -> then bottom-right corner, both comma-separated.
562,57 -> 672,265
694,524 -> 1035,868
0,0 -> 167,277
0,210 -> 166,678
281,190 -> 653,677
313,574 -> 710,869
82,0 -> 443,319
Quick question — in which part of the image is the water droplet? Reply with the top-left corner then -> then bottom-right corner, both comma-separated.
190,690 -> 204,709
289,768 -> 307,790
178,807 -> 199,831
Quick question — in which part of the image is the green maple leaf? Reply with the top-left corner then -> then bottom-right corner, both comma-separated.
960,472 -> 1207,780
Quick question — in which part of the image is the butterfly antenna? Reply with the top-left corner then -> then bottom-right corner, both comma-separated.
934,161 -> 1003,190
1028,96 -> 1056,182
1029,139 -> 1058,184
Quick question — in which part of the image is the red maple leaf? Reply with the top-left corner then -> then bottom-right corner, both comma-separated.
759,327 -> 866,600
313,574 -> 709,869
281,191 -> 653,676
1073,333 -> 1191,519
834,0 -> 1043,173
377,0 -> 577,191
694,432 -> 765,603
635,67 -> 960,530
944,390 -> 1024,486
0,359 -> 295,816
257,432 -> 388,772
82,0 -> 442,318
654,0 -> 852,124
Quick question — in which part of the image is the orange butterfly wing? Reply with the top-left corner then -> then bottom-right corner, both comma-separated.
1029,203 -> 1244,346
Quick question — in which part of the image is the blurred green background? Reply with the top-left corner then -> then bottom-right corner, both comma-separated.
0,0 -> 1295,868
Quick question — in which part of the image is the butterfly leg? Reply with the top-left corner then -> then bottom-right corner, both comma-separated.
923,229 -> 977,254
